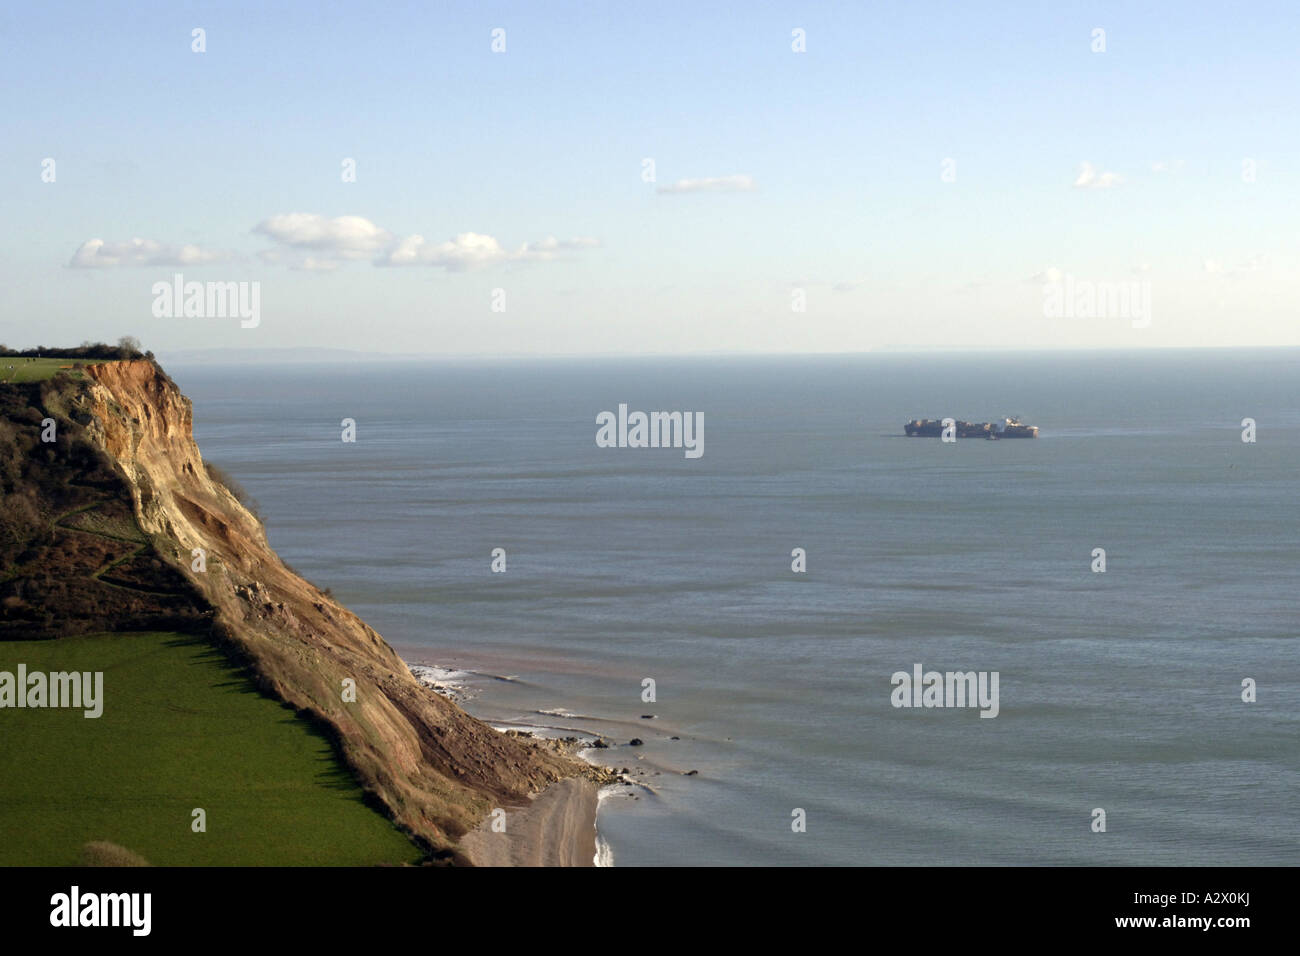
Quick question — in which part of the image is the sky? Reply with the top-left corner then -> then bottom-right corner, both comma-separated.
2,1 -> 1298,356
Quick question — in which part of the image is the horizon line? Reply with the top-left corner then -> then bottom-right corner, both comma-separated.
147,343 -> 1300,363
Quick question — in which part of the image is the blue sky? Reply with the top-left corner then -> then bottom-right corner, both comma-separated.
2,1 -> 1297,354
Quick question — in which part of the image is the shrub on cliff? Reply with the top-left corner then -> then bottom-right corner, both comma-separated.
204,461 -> 264,523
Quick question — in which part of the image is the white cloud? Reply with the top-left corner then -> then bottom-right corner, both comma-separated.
380,232 -> 600,269
252,213 -> 393,261
253,213 -> 598,271
1073,162 -> 1123,189
518,236 -> 601,256
69,238 -> 230,268
1027,266 -> 1063,284
1206,254 -> 1267,278
73,215 -> 599,273
383,232 -> 506,269
657,174 -> 757,194
1236,253 -> 1267,274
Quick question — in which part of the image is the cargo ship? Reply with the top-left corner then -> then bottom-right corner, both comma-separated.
904,417 -> 1038,439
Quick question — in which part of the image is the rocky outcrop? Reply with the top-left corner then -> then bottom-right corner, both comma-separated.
68,360 -> 585,858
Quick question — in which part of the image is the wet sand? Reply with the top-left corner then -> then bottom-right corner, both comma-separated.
460,776 -> 598,867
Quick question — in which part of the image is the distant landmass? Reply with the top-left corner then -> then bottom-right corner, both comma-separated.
156,346 -> 805,364
158,347 -> 439,364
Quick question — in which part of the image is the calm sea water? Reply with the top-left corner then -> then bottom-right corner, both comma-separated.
169,350 -> 1300,866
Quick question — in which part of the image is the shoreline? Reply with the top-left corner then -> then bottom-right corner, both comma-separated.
404,651 -> 687,867
406,657 -> 616,867
459,776 -> 601,867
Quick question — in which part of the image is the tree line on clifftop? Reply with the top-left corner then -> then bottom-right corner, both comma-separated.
0,337 -> 147,361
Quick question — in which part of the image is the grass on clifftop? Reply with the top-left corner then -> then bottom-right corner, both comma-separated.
0,357 -> 122,385
0,631 -> 425,866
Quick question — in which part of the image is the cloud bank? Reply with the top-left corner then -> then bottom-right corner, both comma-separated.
69,238 -> 231,268
656,174 -> 757,194
1073,162 -> 1123,189
254,213 -> 598,271
71,215 -> 599,273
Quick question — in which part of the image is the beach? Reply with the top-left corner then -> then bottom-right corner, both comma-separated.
460,776 -> 599,867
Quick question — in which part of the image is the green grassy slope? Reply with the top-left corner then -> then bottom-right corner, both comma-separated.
0,358 -> 121,384
0,631 -> 425,866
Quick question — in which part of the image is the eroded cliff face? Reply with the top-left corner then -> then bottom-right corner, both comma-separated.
75,360 -> 582,858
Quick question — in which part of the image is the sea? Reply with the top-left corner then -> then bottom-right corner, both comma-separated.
166,349 -> 1300,866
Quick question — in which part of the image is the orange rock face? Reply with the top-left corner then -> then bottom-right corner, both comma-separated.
80,360 -> 582,859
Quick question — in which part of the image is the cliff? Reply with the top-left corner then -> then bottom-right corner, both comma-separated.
2,359 -> 591,861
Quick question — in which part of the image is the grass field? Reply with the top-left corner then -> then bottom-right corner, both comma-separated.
0,357 -> 121,384
0,631 -> 425,866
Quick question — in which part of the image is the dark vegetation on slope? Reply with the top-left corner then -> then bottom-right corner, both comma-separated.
0,377 -> 211,638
